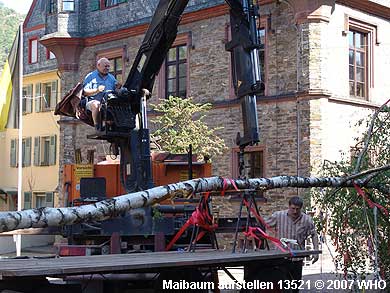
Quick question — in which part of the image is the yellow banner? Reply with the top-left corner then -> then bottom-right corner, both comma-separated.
0,61 -> 13,131
0,27 -> 21,131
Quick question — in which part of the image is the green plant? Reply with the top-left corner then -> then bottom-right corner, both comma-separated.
152,206 -> 163,222
0,3 -> 24,74
151,96 -> 227,161
313,104 -> 390,282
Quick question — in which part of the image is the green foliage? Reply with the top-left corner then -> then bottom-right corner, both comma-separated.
152,206 -> 163,222
151,96 -> 227,161
0,3 -> 24,74
313,106 -> 390,281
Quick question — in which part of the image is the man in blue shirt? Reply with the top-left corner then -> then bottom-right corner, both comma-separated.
83,57 -> 119,130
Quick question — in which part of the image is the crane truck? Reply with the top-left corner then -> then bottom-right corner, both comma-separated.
54,0 -> 264,256
0,0 -> 319,292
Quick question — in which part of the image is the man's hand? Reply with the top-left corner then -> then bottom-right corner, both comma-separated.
98,85 -> 105,92
311,254 -> 319,264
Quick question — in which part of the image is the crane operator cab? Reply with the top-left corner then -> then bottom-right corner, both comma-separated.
85,87 -> 137,139
55,83 -> 147,140
55,82 -> 154,193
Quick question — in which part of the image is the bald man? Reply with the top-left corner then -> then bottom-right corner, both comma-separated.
83,57 -> 120,130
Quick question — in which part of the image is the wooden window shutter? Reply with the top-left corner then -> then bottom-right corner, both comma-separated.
27,85 -> 33,113
10,139 -> 17,167
25,137 -> 32,167
35,83 -> 41,112
24,192 -> 31,209
45,192 -> 54,207
22,139 -> 26,167
49,135 -> 57,165
34,137 -> 40,166
50,80 -> 58,109
22,91 -> 27,113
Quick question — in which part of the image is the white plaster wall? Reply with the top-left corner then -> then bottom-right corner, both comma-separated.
321,100 -> 373,163
325,4 -> 390,104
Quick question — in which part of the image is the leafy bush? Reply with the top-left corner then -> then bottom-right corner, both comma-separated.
151,96 -> 227,161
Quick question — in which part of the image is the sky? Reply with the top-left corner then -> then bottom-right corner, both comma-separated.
0,0 -> 33,15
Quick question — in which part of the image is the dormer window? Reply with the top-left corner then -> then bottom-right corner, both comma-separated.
91,0 -> 127,11
63,0 -> 75,12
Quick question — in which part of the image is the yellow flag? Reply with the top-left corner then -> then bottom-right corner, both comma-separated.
0,27 -> 21,131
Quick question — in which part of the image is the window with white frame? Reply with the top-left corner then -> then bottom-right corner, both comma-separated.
347,18 -> 376,100
34,135 -> 57,166
63,0 -> 75,11
29,38 -> 38,64
42,81 -> 58,111
34,81 -> 58,112
42,136 -> 51,165
349,30 -> 368,99
33,192 -> 54,208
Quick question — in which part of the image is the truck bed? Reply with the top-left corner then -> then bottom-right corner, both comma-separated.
0,249 -> 319,279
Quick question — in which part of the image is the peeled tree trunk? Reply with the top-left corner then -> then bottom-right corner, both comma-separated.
0,176 -> 381,233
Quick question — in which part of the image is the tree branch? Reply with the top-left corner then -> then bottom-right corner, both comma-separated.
354,98 -> 390,174
345,164 -> 390,182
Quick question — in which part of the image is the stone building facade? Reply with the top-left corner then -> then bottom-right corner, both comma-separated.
24,0 -> 390,225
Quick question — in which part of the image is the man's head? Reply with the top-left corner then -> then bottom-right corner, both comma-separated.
97,57 -> 111,75
288,196 -> 303,220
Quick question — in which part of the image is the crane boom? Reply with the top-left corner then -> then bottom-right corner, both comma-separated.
116,0 -> 263,190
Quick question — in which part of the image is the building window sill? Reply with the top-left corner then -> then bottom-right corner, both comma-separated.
328,96 -> 380,108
